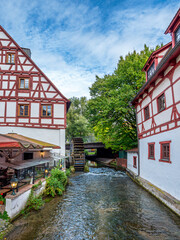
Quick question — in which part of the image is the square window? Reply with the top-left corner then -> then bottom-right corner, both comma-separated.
19,78 -> 29,89
148,143 -> 155,160
6,53 -> 15,64
18,104 -> 29,117
42,106 -> 47,116
144,105 -> 150,120
47,105 -> 51,116
41,105 -> 52,117
157,93 -> 165,112
162,144 -> 169,160
133,156 -> 137,168
159,141 -> 171,163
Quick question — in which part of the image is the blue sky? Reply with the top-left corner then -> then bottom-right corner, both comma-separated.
0,0 -> 179,98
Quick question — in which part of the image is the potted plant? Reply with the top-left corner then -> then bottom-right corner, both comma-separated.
0,194 -> 5,205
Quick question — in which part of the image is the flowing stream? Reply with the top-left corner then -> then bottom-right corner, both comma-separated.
6,167 -> 180,240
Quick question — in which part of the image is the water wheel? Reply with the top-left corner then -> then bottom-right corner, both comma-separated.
72,138 -> 85,171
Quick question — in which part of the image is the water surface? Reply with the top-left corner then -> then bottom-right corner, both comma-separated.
6,167 -> 180,240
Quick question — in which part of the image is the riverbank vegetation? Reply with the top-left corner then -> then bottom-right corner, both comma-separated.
25,188 -> 44,212
45,168 -> 68,197
84,163 -> 89,172
21,167 -> 70,215
69,166 -> 75,173
0,210 -> 10,221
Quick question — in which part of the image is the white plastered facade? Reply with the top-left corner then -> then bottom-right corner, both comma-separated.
127,151 -> 138,175
135,45 -> 180,201
139,128 -> 180,200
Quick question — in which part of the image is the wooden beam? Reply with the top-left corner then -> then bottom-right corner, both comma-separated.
32,167 -> 35,184
158,72 -> 164,78
150,82 -> 155,87
169,59 -> 176,66
144,89 -> 148,94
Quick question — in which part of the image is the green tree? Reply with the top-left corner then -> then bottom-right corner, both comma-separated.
86,45 -> 159,150
66,97 -> 93,142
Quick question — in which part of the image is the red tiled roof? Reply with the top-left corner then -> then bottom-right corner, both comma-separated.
126,148 -> 138,153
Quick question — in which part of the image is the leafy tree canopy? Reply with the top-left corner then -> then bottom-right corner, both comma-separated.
86,44 -> 160,151
66,96 -> 93,142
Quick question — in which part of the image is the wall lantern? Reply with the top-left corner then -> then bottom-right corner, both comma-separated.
40,150 -> 44,158
44,168 -> 49,177
10,176 -> 18,195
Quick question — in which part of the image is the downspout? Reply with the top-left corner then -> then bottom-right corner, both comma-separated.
135,108 -> 140,176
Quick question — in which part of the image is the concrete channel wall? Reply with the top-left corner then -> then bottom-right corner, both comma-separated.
126,169 -> 180,217
5,179 -> 46,219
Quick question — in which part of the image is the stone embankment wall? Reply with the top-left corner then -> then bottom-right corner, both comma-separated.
5,179 -> 46,219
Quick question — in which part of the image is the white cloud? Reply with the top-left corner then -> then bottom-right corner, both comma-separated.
0,0 -> 179,98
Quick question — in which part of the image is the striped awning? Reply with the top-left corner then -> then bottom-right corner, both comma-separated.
0,135 -> 21,148
0,133 -> 60,149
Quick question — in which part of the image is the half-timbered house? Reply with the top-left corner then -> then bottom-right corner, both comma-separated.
132,9 -> 180,200
0,26 -> 70,156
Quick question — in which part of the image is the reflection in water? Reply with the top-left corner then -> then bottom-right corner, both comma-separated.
6,167 -> 180,240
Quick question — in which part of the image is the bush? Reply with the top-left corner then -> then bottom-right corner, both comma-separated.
50,168 -> 67,186
26,191 -> 44,212
0,211 -> 10,221
45,168 -> 68,197
45,177 -> 64,197
66,169 -> 71,177
56,160 -> 63,169
0,194 -> 6,204
32,180 -> 42,191
84,164 -> 89,173
70,166 -> 75,173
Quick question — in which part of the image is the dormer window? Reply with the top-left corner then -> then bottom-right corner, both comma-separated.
147,62 -> 155,80
6,53 -> 15,64
175,25 -> 180,44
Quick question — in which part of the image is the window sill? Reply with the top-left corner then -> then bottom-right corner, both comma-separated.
144,118 -> 150,121
158,108 -> 166,113
133,165 -> 137,168
5,63 -> 15,65
41,116 -> 52,118
148,157 -> 155,160
18,115 -> 29,118
18,88 -> 30,90
159,159 -> 171,163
